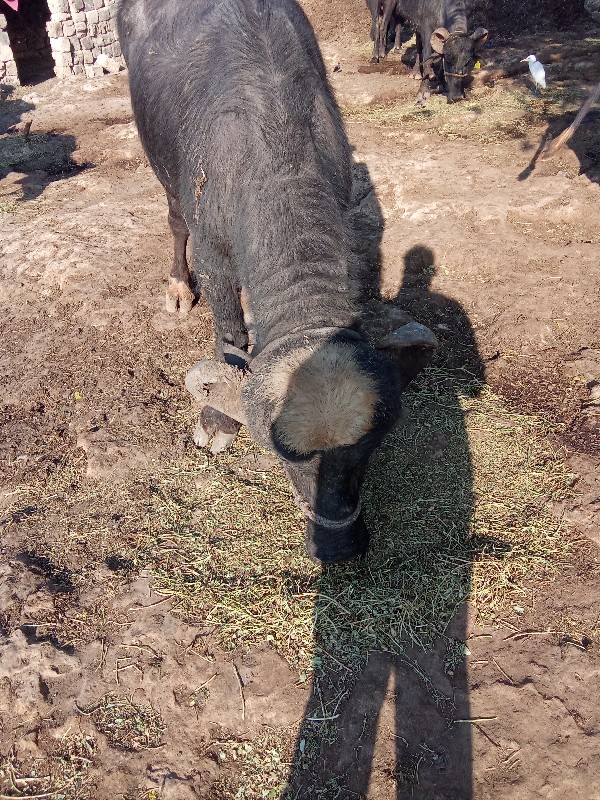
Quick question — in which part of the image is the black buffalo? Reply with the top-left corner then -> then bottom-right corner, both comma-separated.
367,0 -> 488,103
366,0 -> 404,62
117,0 -> 437,563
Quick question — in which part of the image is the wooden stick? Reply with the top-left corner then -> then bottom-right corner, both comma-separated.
541,79 -> 600,160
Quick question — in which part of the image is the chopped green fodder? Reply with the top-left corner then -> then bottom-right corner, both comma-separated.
149,369 -> 571,673
8,368 -> 572,675
342,84 -> 592,143
82,693 -> 165,752
4,368 -> 575,798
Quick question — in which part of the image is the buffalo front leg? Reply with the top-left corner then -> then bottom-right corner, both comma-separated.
194,241 -> 248,361
411,31 -> 423,79
165,190 -> 195,314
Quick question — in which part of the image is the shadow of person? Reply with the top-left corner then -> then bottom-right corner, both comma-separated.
282,167 -> 485,798
0,85 -> 35,132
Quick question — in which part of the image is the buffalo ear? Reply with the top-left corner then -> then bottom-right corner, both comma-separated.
471,27 -> 488,50
184,358 -> 248,425
376,322 -> 438,388
358,301 -> 416,343
430,27 -> 450,54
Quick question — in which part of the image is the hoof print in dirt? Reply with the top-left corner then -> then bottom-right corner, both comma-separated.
84,693 -> 165,751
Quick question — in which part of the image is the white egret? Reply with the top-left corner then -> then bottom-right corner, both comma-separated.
521,54 -> 546,93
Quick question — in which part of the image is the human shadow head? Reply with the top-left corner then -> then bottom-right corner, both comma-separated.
400,244 -> 437,290
394,245 -> 485,392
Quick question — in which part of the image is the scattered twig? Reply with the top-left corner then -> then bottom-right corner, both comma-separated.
96,638 -> 108,673
0,774 -> 78,799
127,596 -> 172,612
120,642 -> 161,655
491,657 -> 515,685
315,645 -> 354,673
502,747 -> 521,766
473,724 -> 502,748
232,663 -> 245,721
503,629 -> 556,641
496,618 -> 520,632
194,673 -> 218,692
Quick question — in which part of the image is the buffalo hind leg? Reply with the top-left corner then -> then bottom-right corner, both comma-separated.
411,31 -> 423,80
393,21 -> 402,53
165,190 -> 195,314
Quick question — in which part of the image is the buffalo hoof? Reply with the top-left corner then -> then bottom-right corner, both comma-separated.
193,406 -> 241,454
305,515 -> 370,564
166,277 -> 194,314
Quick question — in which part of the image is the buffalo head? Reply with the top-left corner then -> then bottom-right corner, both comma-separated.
185,312 -> 437,564
429,26 -> 488,103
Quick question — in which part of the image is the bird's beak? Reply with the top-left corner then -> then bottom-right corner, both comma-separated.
520,58 -> 527,62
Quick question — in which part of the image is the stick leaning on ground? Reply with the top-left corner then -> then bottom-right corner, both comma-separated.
541,78 -> 600,160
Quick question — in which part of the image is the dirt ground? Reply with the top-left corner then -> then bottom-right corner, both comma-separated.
1,3 -> 600,799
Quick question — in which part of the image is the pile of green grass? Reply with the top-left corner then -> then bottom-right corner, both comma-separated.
143,367 -> 572,672
8,367 -> 572,672
342,84 -> 591,144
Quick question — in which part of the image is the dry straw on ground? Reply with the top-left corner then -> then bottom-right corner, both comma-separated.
8,366 -> 574,679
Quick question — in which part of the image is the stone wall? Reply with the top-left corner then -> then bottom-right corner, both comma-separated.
46,0 -> 123,79
0,0 -> 123,85
0,14 -> 19,83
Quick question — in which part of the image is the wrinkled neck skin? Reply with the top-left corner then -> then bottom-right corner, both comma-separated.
443,0 -> 468,33
234,169 -> 359,353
